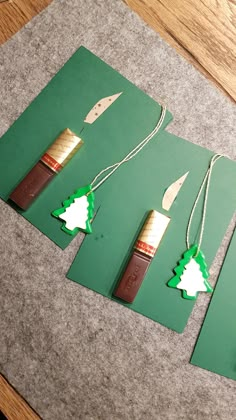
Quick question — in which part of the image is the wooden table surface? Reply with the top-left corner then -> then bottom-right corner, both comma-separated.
0,0 -> 235,101
0,0 -> 52,45
124,0 -> 236,102
0,374 -> 40,419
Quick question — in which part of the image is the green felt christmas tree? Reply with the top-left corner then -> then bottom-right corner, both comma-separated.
168,245 -> 212,300
52,184 -> 95,235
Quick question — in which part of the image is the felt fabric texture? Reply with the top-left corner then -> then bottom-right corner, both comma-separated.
0,1 -> 235,419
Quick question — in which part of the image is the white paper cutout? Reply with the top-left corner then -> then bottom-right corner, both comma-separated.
58,195 -> 89,231
84,92 -> 123,124
176,258 -> 208,297
162,172 -> 189,211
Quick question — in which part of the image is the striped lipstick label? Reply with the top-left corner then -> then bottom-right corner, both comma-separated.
135,240 -> 156,257
41,153 -> 62,173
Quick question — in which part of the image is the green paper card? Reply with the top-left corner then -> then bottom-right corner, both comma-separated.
0,46 -> 172,249
67,132 -> 236,333
191,228 -> 236,379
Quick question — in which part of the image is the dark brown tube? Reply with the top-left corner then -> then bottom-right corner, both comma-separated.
9,161 -> 55,210
9,128 -> 83,210
114,210 -> 170,303
114,250 -> 151,303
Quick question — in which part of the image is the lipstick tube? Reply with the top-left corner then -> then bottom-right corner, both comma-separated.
9,128 -> 83,210
114,210 -> 170,303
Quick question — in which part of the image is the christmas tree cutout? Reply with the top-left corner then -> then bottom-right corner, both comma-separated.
52,184 -> 95,235
168,245 -> 213,300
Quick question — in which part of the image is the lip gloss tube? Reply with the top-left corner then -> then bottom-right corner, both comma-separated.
9,128 -> 83,210
114,210 -> 170,303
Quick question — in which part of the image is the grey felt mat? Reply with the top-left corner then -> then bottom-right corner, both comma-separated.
0,1 -> 235,419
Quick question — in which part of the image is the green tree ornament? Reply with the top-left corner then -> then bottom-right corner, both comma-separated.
52,184 -> 95,235
168,245 -> 213,300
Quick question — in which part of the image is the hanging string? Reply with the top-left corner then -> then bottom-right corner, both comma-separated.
186,154 -> 223,256
90,106 -> 167,192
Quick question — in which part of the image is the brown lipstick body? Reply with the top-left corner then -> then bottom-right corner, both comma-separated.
9,129 -> 83,210
114,210 -> 170,303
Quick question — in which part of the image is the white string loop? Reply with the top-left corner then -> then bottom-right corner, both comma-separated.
90,106 -> 167,192
186,154 -> 223,256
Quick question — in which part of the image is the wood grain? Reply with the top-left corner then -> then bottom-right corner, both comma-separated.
0,374 -> 40,419
124,0 -> 236,101
0,0 -> 52,45
0,0 -> 235,100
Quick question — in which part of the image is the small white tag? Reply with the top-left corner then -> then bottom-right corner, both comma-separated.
59,195 -> 89,231
177,258 -> 207,297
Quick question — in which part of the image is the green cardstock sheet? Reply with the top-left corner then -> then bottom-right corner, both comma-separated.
191,228 -> 236,379
67,131 -> 236,333
0,46 -> 172,249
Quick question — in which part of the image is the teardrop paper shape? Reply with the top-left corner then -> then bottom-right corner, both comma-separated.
162,172 -> 189,211
84,92 -> 122,124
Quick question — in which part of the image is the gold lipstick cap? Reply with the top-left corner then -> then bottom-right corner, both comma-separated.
41,128 -> 83,173
135,210 -> 170,257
